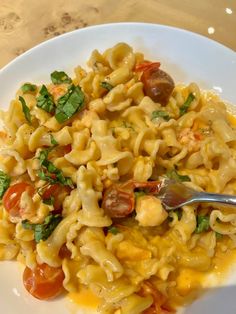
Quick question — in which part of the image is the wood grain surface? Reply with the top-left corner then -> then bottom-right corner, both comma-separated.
0,0 -> 235,68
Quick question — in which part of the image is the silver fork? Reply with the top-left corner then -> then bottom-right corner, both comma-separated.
158,179 -> 236,210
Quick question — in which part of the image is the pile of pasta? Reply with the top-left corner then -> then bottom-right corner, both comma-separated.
1,43 -> 236,314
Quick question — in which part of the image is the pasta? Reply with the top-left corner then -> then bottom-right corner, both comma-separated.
1,42 -> 236,313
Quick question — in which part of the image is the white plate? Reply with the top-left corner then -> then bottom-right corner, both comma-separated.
0,23 -> 236,314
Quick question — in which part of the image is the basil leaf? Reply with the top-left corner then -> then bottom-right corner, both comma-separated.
134,191 -> 146,199
22,220 -> 35,231
215,232 -> 223,239
179,93 -> 195,116
151,110 -> 170,121
19,96 -> 32,124
55,85 -> 85,123
100,81 -> 113,91
195,215 -> 210,233
50,134 -> 58,146
108,226 -> 120,235
36,85 -> 56,113
0,170 -> 11,199
43,196 -> 55,205
166,169 -> 191,182
122,121 -> 135,130
21,83 -> 37,93
38,148 -> 74,188
22,214 -> 62,243
51,71 -> 72,85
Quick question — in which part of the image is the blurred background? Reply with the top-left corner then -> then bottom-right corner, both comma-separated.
0,0 -> 235,68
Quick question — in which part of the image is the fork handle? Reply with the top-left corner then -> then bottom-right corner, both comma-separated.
196,192 -> 236,206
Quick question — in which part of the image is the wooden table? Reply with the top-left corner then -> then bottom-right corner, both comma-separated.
0,0 -> 235,68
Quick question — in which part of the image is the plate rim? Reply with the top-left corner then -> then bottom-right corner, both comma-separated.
0,22 -> 235,75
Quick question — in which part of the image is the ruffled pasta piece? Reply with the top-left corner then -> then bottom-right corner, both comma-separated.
62,189 -> 82,216
104,43 -> 135,70
103,84 -> 132,112
92,120 -> 133,175
80,228 -> 123,281
119,294 -> 153,314
132,156 -> 154,182
78,265 -> 136,305
105,67 -> 131,86
77,165 -> 111,227
210,210 -> 236,235
37,211 -> 81,267
0,148 -> 26,176
0,219 -> 19,260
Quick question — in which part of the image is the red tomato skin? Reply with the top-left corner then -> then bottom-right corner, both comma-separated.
3,182 -> 34,217
23,263 -> 65,300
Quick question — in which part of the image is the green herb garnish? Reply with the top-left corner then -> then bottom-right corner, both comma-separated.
22,214 -> 62,242
151,110 -> 170,121
36,85 -> 56,114
122,121 -> 135,130
108,226 -> 120,235
0,170 -> 11,199
195,215 -> 210,233
179,93 -> 195,116
100,81 -> 113,91
37,148 -> 74,188
50,134 -> 58,146
50,71 -> 72,85
134,191 -> 146,199
166,169 -> 191,182
55,85 -> 85,123
21,83 -> 37,93
168,209 -> 182,221
19,96 -> 31,124
43,196 -> 55,205
215,232 -> 223,239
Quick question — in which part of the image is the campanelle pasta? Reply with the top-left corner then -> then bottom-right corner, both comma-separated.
1,43 -> 236,313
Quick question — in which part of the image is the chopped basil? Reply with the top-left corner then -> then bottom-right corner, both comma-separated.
50,134 -> 58,146
38,148 -> 74,188
195,215 -> 210,233
43,196 -> 55,205
55,85 -> 85,123
179,93 -> 195,116
36,85 -> 56,113
100,81 -> 113,91
108,226 -> 120,235
168,208 -> 182,221
0,170 -> 11,199
22,214 -> 62,243
122,121 -> 135,130
151,110 -> 170,121
215,232 -> 223,239
19,96 -> 31,124
166,169 -> 191,182
50,70 -> 72,84
21,83 -> 37,93
134,191 -> 146,199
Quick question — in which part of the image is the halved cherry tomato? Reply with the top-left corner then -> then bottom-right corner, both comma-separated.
141,65 -> 175,105
102,185 -> 135,218
102,180 -> 162,218
59,244 -> 71,259
135,61 -> 161,72
23,263 -> 65,300
42,184 -> 71,212
134,181 -> 162,194
64,144 -> 72,154
3,182 -> 34,217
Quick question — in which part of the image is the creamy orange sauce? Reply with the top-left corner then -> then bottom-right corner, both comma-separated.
227,112 -> 236,126
68,287 -> 101,309
176,239 -> 236,304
